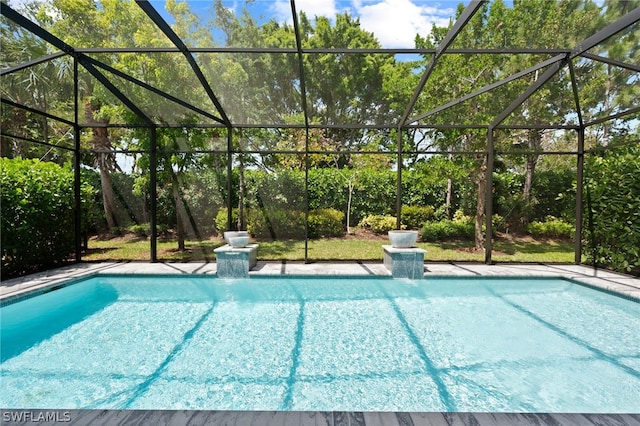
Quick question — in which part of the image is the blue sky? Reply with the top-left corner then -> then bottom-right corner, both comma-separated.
6,0 -> 464,48
164,0 -> 460,48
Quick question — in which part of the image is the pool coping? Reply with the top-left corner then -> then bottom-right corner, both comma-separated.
0,409 -> 638,426
2,261 -> 639,303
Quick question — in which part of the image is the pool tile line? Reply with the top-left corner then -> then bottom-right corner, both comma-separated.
378,284 -> 456,412
121,301 -> 218,408
486,285 -> 640,381
281,298 -> 306,410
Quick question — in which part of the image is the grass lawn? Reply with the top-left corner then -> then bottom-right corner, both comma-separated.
84,234 -> 576,263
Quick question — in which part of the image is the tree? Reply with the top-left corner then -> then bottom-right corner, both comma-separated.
495,0 -> 599,226
579,0 -> 640,146
415,2 -> 505,250
302,13 -> 399,152
1,4 -> 74,161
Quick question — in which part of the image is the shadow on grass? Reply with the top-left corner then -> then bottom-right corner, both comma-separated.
83,235 -> 573,263
159,240 -> 226,262
256,240 -> 304,259
84,246 -> 119,256
494,239 -> 573,255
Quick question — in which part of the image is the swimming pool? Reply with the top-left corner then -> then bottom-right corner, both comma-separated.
1,274 -> 639,412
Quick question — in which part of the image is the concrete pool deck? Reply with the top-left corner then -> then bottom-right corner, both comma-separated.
1,262 -> 639,426
2,261 -> 639,302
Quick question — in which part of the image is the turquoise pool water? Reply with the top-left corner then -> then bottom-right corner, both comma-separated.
1,275 -> 639,412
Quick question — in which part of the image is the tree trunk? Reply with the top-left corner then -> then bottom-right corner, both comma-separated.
474,160 -> 487,252
237,154 -> 246,231
602,64 -> 612,146
347,178 -> 354,234
522,129 -> 542,227
98,157 -> 118,230
445,177 -> 453,220
171,173 -> 188,251
85,100 -> 119,231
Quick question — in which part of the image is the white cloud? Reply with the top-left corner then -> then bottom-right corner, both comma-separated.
273,0 -> 338,23
272,0 -> 455,48
354,0 -> 454,48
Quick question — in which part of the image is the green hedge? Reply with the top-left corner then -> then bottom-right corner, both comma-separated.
1,158 -> 77,276
247,209 -> 306,240
358,215 -> 398,234
421,220 -> 474,241
401,205 -> 436,229
584,146 -> 640,275
308,208 -> 345,238
216,207 -> 345,240
214,207 -> 238,233
526,217 -> 574,239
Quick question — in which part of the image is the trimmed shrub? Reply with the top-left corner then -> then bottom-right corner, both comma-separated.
1,158 -> 78,276
527,216 -> 574,239
308,209 -> 345,238
128,223 -> 150,238
420,210 -> 473,240
214,208 -> 239,233
401,205 -> 436,229
420,220 -> 474,241
526,217 -> 574,239
358,215 -> 399,234
247,209 -> 306,239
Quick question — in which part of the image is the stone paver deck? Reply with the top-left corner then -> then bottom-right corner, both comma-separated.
2,261 -> 639,302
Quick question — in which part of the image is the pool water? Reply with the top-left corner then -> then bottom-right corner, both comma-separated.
1,275 -> 639,412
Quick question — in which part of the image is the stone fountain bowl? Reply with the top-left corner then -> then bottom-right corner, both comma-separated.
388,230 -> 418,248
224,230 -> 249,244
228,236 -> 250,248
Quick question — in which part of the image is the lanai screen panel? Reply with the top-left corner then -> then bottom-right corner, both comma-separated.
501,67 -> 579,128
448,0 -> 621,51
84,52 -> 224,125
1,60 -> 75,123
38,0 -> 174,49
198,52 -> 303,126
409,53 -> 564,127
576,63 -> 639,126
1,14 -> 59,69
303,52 -> 401,128
1,58 -> 75,124
151,0 -> 298,49
588,20 -> 639,65
154,149 -> 228,262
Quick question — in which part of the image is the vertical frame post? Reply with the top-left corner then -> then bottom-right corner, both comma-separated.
150,126 -> 158,262
226,127 -> 233,231
396,127 -> 403,229
575,127 -> 585,264
73,57 -> 82,262
304,126 -> 310,263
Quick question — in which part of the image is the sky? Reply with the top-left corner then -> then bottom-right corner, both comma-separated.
245,0 -> 458,48
162,0 -> 460,49
6,0 -> 459,48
